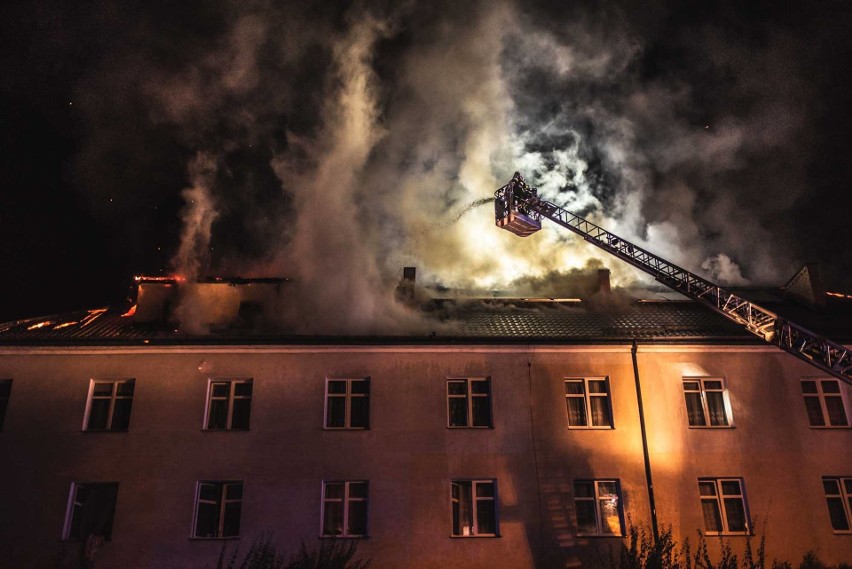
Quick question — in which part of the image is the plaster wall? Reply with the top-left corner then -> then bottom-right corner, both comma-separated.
0,345 -> 849,568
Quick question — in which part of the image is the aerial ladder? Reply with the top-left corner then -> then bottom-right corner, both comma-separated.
495,172 -> 852,385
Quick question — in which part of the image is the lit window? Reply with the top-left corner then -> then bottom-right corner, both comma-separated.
193,481 -> 243,538
823,477 -> 852,533
447,378 -> 492,428
451,480 -> 498,536
801,380 -> 849,428
83,380 -> 135,431
205,380 -> 252,430
698,478 -> 750,535
63,482 -> 118,541
573,480 -> 624,536
325,378 -> 370,429
0,379 -> 11,432
322,481 -> 368,537
565,378 -> 613,428
683,379 -> 731,427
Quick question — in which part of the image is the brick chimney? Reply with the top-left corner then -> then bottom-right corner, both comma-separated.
395,267 -> 417,303
597,268 -> 611,294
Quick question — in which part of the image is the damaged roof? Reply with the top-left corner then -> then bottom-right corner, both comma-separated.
0,299 -> 781,346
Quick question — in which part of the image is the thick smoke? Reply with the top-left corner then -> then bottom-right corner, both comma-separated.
55,0 -> 836,332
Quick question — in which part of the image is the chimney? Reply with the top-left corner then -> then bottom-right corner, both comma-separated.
597,269 -> 611,294
395,267 -> 417,303
782,263 -> 825,307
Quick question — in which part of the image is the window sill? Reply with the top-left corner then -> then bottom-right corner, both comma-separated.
201,428 -> 251,432
319,535 -> 368,539
323,427 -> 370,431
567,426 -> 615,430
81,429 -> 129,433
449,534 -> 500,538
807,425 -> 851,430
687,425 -> 735,430
189,536 -> 241,541
702,532 -> 752,537
446,426 -> 494,430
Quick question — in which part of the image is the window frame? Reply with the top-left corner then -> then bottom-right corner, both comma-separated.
0,378 -> 11,432
822,476 -> 852,533
564,377 -> 614,429
801,379 -> 850,428
62,481 -> 119,541
320,480 -> 369,538
82,379 -> 135,432
683,377 -> 734,428
323,378 -> 371,430
203,379 -> 253,431
573,479 -> 625,536
192,480 -> 244,539
450,479 -> 499,537
697,477 -> 751,536
446,377 -> 493,429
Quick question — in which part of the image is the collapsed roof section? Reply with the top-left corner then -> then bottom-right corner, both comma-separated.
1,267 -> 850,346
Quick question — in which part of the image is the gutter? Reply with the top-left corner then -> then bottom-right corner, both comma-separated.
631,338 -> 659,542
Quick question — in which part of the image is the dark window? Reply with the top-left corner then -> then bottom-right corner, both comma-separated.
0,379 -> 11,431
451,480 -> 498,536
683,379 -> 731,427
324,378 -> 370,429
205,380 -> 252,430
565,378 -> 613,428
823,477 -> 852,532
573,480 -> 624,535
64,483 -> 118,541
194,481 -> 243,538
322,481 -> 368,537
447,378 -> 492,428
802,380 -> 849,428
698,478 -> 749,535
85,380 -> 135,431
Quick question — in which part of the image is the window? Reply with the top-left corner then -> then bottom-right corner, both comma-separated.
823,477 -> 852,533
321,481 -> 368,537
63,482 -> 118,541
447,378 -> 492,428
565,378 -> 613,428
802,380 -> 849,427
83,379 -> 135,431
683,379 -> 731,427
325,378 -> 370,429
698,478 -> 749,535
0,379 -> 11,431
205,380 -> 252,430
573,480 -> 624,536
193,481 -> 243,538
451,480 -> 498,536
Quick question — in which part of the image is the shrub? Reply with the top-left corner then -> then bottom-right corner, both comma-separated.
216,536 -> 369,569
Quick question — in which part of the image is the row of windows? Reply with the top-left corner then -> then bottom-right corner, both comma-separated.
0,376 -> 849,433
63,475 -> 852,542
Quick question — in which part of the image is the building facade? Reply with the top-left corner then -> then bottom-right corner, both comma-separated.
0,281 -> 850,568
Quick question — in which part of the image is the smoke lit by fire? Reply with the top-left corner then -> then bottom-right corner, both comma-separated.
55,1 -> 828,333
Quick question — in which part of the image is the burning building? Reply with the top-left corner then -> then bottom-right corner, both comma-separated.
0,266 -> 850,568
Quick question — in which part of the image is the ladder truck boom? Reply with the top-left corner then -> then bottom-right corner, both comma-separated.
494,172 -> 852,385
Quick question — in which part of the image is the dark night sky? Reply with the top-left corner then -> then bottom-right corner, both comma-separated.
2,0 -> 852,324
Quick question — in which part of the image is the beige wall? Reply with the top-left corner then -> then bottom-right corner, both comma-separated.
0,344 -> 849,568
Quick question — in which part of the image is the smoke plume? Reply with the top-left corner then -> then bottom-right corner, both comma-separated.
38,0 -> 847,333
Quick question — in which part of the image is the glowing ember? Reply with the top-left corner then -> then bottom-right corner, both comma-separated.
121,304 -> 137,318
53,322 -> 78,329
827,291 -> 852,300
27,321 -> 54,330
